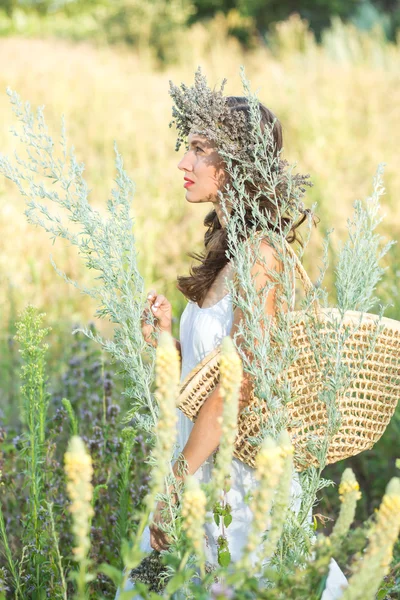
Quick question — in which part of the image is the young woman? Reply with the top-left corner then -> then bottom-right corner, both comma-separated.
117,97 -> 348,599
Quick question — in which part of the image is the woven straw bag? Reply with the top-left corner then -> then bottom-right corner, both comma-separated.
176,240 -> 400,470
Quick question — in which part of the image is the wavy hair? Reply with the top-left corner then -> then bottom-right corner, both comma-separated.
176,96 -> 318,306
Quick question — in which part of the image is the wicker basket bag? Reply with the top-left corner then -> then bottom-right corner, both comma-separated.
176,241 -> 400,470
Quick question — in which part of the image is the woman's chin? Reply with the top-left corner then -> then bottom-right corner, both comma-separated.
185,194 -> 201,203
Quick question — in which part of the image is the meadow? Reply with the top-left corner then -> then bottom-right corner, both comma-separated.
0,13 -> 399,598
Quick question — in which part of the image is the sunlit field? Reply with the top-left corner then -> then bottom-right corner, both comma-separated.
1,19 -> 399,337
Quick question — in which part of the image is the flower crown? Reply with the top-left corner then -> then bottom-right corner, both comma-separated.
168,66 -> 312,216
168,66 -> 251,158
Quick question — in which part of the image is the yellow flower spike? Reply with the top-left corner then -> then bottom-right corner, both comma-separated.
181,475 -> 207,564
262,431 -> 294,563
64,436 -> 94,563
238,436 -> 284,573
342,477 -> 400,600
210,336 -> 242,505
330,468 -> 361,551
146,331 -> 181,509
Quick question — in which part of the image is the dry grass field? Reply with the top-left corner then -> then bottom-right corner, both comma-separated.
0,18 -> 399,340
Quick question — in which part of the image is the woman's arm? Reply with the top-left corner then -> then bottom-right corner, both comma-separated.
172,240 -> 280,479
173,382 -> 223,477
172,369 -> 255,478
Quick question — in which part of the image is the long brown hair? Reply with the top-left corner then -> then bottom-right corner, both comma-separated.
176,96 -> 317,305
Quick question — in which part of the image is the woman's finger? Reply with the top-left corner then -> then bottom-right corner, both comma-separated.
147,290 -> 157,304
150,531 -> 166,552
151,295 -> 167,314
150,524 -> 169,551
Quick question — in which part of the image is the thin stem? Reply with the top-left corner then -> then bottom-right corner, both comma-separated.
0,500 -> 22,598
47,502 -> 68,600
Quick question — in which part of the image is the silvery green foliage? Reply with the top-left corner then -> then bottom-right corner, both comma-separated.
216,66 -> 394,569
0,90 -> 189,591
334,164 -> 395,314
0,88 -> 160,439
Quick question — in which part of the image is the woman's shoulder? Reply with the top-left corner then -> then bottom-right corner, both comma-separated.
247,232 -> 281,265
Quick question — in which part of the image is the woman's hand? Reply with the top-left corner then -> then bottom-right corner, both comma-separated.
141,289 -> 173,347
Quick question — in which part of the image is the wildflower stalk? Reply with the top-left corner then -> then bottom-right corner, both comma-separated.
330,469 -> 361,551
0,88 -> 160,449
181,475 -> 207,577
210,336 -> 242,505
238,436 -> 284,574
208,336 -> 242,565
120,332 -> 180,592
145,331 -> 180,509
62,398 -> 79,436
262,431 -> 294,562
335,163 -> 395,314
14,305 -> 51,590
117,427 -> 136,555
342,478 -> 400,600
47,502 -> 68,600
64,436 -> 95,600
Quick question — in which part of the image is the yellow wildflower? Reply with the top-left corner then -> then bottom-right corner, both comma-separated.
342,477 -> 400,600
211,336 -> 242,504
147,332 -> 180,509
262,431 -> 294,562
181,476 -> 207,560
238,436 -> 284,571
330,468 -> 361,550
64,436 -> 94,562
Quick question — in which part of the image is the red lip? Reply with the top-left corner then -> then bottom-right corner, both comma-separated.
184,177 -> 194,188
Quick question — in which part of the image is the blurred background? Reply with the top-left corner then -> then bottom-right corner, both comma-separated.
0,0 -> 399,526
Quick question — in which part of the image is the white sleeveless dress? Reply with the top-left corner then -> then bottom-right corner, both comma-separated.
115,292 -> 348,599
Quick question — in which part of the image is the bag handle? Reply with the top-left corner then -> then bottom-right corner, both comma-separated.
282,238 -> 321,315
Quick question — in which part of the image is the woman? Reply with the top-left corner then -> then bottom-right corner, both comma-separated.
116,93 -> 348,598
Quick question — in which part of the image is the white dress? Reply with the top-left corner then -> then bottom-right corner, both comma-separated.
116,292 -> 348,599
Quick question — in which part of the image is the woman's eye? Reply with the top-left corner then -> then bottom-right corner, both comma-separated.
195,146 -> 203,153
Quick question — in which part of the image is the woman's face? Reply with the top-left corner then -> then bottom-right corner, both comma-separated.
177,132 -> 229,207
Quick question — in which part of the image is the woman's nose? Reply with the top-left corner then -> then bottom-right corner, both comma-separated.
177,151 -> 194,172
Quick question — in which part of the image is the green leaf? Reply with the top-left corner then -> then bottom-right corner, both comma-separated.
377,588 -> 389,600
224,514 -> 232,527
214,513 -> 220,526
218,550 -> 231,567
